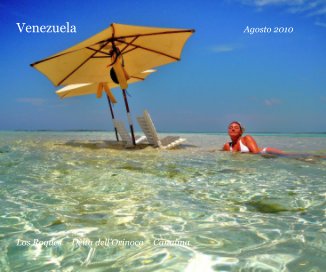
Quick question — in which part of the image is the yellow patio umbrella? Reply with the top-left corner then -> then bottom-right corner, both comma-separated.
31,23 -> 195,145
55,69 -> 155,141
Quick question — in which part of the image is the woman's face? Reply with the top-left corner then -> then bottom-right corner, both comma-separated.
228,122 -> 242,137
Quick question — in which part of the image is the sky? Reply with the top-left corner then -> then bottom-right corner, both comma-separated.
0,0 -> 325,133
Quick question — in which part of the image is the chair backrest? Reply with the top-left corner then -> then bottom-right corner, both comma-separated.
113,120 -> 132,146
137,110 -> 161,147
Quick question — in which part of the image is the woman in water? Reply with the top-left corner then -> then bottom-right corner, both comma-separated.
223,121 -> 284,155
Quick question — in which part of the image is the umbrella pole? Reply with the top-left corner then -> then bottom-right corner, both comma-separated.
122,89 -> 136,146
106,94 -> 119,142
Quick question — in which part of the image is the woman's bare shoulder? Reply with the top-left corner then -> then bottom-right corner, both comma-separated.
242,134 -> 257,144
223,142 -> 230,151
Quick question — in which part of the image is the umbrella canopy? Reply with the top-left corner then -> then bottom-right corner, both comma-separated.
30,23 -> 194,86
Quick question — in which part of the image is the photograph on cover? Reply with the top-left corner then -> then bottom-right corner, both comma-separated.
0,0 -> 325,271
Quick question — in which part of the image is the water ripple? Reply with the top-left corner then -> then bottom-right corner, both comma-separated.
0,132 -> 325,271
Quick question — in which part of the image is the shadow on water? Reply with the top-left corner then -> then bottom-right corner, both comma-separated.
57,140 -> 192,151
244,197 -> 306,214
117,162 -> 185,180
58,140 -> 153,151
0,146 -> 11,153
261,153 -> 326,163
117,161 -> 221,183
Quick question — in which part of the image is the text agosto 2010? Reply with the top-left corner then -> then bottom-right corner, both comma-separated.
244,26 -> 294,35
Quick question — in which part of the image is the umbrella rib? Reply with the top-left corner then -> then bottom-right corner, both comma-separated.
31,51 -> 77,66
30,42 -> 114,66
60,93 -> 69,99
108,29 -> 195,40
118,36 -> 139,54
31,30 -> 194,67
86,47 -> 111,56
91,29 -> 194,49
130,76 -> 145,80
57,41 -> 111,86
118,40 -> 180,61
121,46 -> 138,55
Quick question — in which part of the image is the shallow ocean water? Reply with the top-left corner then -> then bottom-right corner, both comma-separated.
0,131 -> 325,271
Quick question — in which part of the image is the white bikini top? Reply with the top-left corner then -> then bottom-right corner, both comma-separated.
229,139 -> 250,153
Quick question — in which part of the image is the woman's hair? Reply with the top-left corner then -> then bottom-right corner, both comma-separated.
229,121 -> 245,133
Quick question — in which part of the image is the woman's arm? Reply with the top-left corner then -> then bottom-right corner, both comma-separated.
244,135 -> 285,155
242,135 -> 261,153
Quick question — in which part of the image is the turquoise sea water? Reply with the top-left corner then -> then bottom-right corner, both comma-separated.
0,131 -> 325,271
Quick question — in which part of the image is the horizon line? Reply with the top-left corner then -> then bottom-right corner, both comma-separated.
1,129 -> 326,135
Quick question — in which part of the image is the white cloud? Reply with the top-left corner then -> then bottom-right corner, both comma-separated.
315,21 -> 326,27
211,44 -> 237,53
250,0 -> 305,7
237,0 -> 326,17
249,96 -> 283,106
264,98 -> 282,106
308,5 -> 326,16
17,98 -> 46,106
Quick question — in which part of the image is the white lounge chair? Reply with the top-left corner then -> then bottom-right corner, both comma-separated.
137,110 -> 186,149
113,120 -> 146,147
